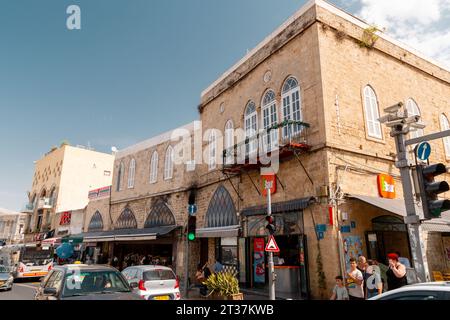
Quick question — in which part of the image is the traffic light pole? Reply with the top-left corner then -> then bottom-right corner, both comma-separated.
266,187 -> 276,300
184,227 -> 189,298
392,128 -> 429,283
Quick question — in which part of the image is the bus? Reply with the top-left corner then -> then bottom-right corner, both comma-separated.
14,245 -> 54,279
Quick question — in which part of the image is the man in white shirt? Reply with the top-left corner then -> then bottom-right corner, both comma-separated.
346,258 -> 364,300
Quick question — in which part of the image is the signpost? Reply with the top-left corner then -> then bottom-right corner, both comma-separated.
266,186 -> 276,300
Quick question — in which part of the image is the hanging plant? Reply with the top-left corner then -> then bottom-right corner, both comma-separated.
316,241 -> 327,299
359,26 -> 380,48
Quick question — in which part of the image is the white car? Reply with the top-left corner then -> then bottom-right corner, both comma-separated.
122,265 -> 181,300
369,282 -> 450,300
0,265 -> 14,291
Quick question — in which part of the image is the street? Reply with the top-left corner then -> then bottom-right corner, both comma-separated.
0,280 -> 39,300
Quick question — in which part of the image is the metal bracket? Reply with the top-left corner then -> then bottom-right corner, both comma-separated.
245,171 -> 261,196
404,215 -> 420,224
222,172 -> 244,202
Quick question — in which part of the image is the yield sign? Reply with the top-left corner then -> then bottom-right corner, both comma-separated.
265,235 -> 280,253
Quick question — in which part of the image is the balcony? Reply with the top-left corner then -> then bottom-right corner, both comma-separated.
222,120 -> 311,174
22,203 -> 35,213
37,197 -> 54,210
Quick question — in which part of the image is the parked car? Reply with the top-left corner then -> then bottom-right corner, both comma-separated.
0,265 -> 14,291
122,265 -> 181,300
34,264 -> 143,300
369,282 -> 450,300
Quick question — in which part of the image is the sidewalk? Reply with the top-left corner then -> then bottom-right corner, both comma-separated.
184,287 -> 300,300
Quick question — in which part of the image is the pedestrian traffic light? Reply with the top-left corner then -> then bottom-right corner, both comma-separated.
416,163 -> 450,220
265,215 -> 276,235
187,215 -> 196,241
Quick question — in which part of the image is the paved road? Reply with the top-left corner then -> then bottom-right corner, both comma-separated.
0,280 -> 39,300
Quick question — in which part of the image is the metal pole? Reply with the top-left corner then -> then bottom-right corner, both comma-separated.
184,229 -> 189,298
393,130 -> 429,283
267,188 -> 276,300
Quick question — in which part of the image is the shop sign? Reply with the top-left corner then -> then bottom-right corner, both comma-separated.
340,225 -> 351,233
262,174 -> 276,196
60,211 -> 72,225
377,174 -> 396,199
253,238 -> 265,283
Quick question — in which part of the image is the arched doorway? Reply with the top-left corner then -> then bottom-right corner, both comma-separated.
366,215 -> 411,265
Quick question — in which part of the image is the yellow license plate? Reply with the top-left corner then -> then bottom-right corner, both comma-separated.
0,281 -> 4,286
154,296 -> 170,300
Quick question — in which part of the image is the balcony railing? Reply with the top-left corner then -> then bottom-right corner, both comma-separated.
222,120 -> 311,172
37,197 -> 54,210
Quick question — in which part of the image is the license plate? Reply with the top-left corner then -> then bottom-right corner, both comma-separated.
153,296 -> 170,300
0,281 -> 4,286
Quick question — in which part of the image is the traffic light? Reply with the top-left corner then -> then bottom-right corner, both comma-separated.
416,163 -> 450,220
265,215 -> 276,235
187,215 -> 196,241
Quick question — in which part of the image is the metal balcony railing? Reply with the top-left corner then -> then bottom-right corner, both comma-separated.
222,120 -> 310,171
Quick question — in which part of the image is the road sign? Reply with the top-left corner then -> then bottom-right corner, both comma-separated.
188,204 -> 197,216
265,235 -> 280,253
416,142 -> 431,161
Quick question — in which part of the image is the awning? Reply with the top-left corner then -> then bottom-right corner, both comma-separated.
41,238 -> 61,246
241,197 -> 317,216
77,225 -> 180,243
196,225 -> 240,238
62,236 -> 83,244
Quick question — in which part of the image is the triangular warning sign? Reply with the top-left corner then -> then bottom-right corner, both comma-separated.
265,235 -> 280,252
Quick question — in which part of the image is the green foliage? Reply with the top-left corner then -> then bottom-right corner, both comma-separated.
203,272 -> 240,297
316,242 -> 327,298
60,140 -> 70,147
359,26 -> 380,48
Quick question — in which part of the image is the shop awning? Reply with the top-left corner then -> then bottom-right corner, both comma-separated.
241,197 -> 317,216
196,225 -> 240,238
77,225 -> 180,243
62,236 -> 83,244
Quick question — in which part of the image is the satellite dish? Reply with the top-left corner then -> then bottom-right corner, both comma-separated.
111,146 -> 118,153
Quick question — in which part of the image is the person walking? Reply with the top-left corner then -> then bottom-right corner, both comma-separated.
386,253 -> 407,291
330,276 -> 349,300
346,258 -> 364,300
357,255 -> 368,296
213,259 -> 224,273
365,261 -> 383,299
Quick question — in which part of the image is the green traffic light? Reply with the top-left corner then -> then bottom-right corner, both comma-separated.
188,233 -> 196,241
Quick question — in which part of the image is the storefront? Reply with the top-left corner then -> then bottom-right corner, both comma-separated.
241,197 -> 314,299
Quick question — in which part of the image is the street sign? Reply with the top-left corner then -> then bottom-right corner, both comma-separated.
188,204 -> 197,216
416,142 -> 431,161
265,235 -> 280,253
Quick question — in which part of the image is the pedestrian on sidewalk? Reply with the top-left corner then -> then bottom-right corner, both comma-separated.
365,260 -> 383,299
386,253 -> 407,291
213,259 -> 223,273
358,255 -> 368,295
330,276 -> 349,300
346,258 -> 364,300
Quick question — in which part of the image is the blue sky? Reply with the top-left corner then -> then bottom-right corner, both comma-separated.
1,0 -> 449,211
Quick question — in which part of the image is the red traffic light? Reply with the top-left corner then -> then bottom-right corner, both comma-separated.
265,216 -> 274,224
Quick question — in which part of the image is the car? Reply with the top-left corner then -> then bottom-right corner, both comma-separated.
0,265 -> 14,291
34,264 -> 143,300
369,282 -> 450,300
122,265 -> 181,300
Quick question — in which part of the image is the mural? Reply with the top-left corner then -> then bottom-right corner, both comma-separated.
343,236 -> 363,270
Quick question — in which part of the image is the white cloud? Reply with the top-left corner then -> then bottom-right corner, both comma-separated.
354,0 -> 450,67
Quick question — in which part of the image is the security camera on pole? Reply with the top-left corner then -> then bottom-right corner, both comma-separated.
379,102 -> 450,283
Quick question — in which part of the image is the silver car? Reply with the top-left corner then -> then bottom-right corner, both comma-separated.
0,265 -> 14,291
122,265 -> 181,300
369,282 -> 450,300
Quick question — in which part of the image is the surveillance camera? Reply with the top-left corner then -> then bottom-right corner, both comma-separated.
385,119 -> 405,127
410,122 -> 426,130
378,114 -> 393,124
403,115 -> 421,124
384,102 -> 403,114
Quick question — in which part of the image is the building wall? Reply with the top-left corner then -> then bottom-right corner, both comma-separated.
85,197 -> 112,232
423,232 -> 449,273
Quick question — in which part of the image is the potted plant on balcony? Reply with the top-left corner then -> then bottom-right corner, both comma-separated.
203,271 -> 243,300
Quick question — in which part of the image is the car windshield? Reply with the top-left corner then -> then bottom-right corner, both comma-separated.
0,265 -> 8,273
62,270 -> 131,297
143,269 -> 175,281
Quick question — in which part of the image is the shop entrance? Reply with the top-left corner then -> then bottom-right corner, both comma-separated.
113,240 -> 173,270
366,215 -> 411,265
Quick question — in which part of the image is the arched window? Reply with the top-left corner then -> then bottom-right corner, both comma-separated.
144,200 -> 176,228
164,146 -> 174,180
49,187 -> 56,205
127,158 -> 136,189
406,99 -> 423,139
205,185 -> 238,228
363,86 -> 382,139
282,77 -> 302,139
117,162 -> 124,191
244,101 -> 258,156
440,114 -> 450,157
115,207 -> 137,230
224,120 -> 234,165
150,151 -> 158,183
88,211 -> 104,232
261,90 -> 278,151
208,130 -> 217,170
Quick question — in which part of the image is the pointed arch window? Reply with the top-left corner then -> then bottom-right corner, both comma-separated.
205,185 -> 238,228
144,200 -> 176,228
282,77 -> 302,139
88,211 -> 104,232
150,151 -> 158,184
406,99 -> 423,139
440,114 -> 450,157
164,146 -> 174,180
363,86 -> 382,139
261,90 -> 278,151
117,162 -> 125,191
224,120 -> 234,165
244,101 -> 258,156
127,158 -> 136,188
115,207 -> 137,230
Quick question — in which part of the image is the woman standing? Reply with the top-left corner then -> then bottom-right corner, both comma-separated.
386,253 -> 407,291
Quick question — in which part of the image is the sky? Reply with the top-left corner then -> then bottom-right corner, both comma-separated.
1,0 -> 450,211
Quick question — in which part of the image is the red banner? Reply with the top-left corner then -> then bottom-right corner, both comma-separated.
60,211 -> 71,225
